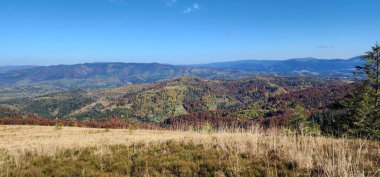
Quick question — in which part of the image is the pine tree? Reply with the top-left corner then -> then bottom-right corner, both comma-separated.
355,43 -> 380,107
349,43 -> 380,139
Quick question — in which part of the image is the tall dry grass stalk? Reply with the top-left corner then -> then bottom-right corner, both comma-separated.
0,125 -> 379,176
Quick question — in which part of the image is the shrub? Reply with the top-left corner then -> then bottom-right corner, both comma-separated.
55,123 -> 63,130
286,105 -> 320,136
201,122 -> 214,134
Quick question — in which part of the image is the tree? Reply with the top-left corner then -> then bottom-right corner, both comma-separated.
348,43 -> 380,139
287,105 -> 320,136
355,43 -> 380,107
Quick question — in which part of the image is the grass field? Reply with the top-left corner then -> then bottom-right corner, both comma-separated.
0,125 -> 379,177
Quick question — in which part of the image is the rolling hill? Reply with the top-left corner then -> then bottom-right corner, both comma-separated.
0,77 -> 354,125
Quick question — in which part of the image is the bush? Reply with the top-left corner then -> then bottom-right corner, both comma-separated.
55,123 -> 63,130
286,105 -> 320,136
201,122 -> 214,134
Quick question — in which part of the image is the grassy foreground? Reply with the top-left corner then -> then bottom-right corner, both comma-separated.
0,125 -> 379,177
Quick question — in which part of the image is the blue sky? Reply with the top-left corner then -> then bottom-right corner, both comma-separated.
0,0 -> 379,65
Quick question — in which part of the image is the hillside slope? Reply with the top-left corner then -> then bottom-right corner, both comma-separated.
0,77 -> 353,124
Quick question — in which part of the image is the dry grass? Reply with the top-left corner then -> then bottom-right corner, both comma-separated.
0,125 -> 185,156
0,125 -> 379,177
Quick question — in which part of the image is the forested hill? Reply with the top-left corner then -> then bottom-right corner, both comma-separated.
0,77 -> 355,125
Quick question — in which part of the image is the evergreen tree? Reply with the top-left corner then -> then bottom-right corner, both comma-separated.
355,43 -> 380,108
348,43 -> 380,139
287,105 -> 320,136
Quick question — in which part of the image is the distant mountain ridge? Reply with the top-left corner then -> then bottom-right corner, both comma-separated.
197,56 -> 363,77
0,62 -> 256,89
0,65 -> 37,73
0,56 -> 363,91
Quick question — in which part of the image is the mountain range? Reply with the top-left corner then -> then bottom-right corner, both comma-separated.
0,57 -> 363,85
196,56 -> 363,77
0,57 -> 362,101
0,63 -> 256,88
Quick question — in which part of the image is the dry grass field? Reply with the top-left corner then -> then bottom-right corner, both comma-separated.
0,125 -> 379,177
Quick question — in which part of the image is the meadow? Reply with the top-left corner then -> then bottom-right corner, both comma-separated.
0,125 -> 379,177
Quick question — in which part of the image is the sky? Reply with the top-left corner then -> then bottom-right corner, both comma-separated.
0,0 -> 379,65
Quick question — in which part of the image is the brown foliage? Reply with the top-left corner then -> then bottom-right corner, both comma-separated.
0,117 -> 160,129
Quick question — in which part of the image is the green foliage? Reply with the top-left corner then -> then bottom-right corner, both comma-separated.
3,90 -> 94,119
319,44 -> 380,140
287,105 -> 320,136
312,109 -> 351,137
343,85 -> 380,139
346,44 -> 380,140
55,123 -> 63,130
236,101 -> 269,120
131,84 -> 188,121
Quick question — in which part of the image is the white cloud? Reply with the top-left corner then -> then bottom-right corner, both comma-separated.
193,3 -> 199,9
183,3 -> 200,14
164,0 -> 178,6
183,7 -> 192,14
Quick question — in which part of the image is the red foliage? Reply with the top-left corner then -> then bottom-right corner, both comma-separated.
266,83 -> 357,111
0,117 -> 160,130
